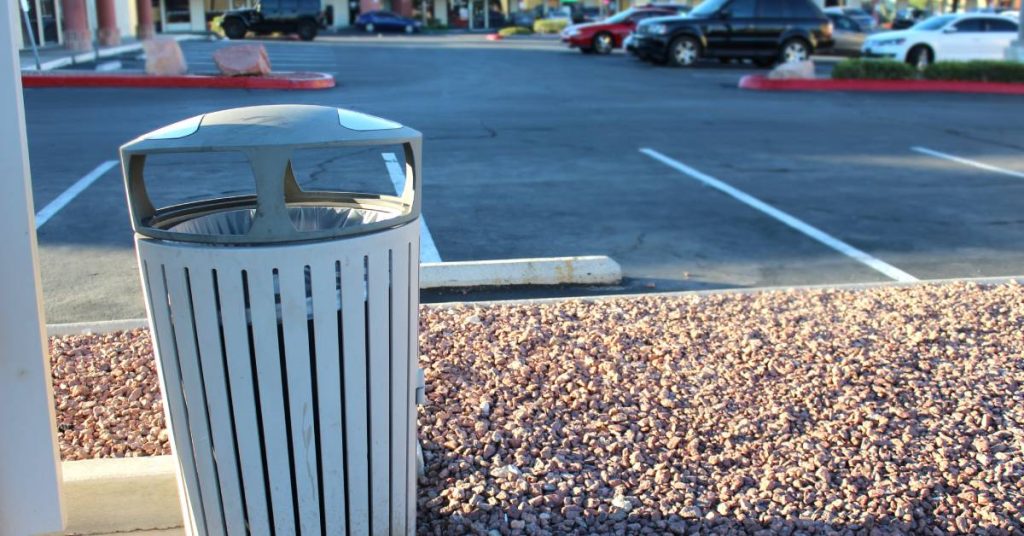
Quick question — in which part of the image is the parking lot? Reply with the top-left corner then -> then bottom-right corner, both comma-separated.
25,34 -> 1024,322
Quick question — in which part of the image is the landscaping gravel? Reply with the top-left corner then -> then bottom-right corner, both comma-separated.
50,282 -> 1024,534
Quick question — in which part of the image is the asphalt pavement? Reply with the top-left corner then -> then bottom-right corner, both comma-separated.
23,34 -> 1024,322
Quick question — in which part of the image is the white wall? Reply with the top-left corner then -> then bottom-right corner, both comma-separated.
189,0 -> 204,31
325,0 -> 351,27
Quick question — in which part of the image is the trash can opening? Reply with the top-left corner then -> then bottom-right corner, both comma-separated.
166,205 -> 400,236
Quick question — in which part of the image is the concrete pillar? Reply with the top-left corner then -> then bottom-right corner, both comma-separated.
188,0 -> 204,31
96,0 -> 120,45
61,0 -> 92,51
0,1 -> 67,534
433,0 -> 448,24
136,0 -> 154,38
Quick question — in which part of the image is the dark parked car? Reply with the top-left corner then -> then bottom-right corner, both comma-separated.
632,0 -> 833,67
472,9 -> 509,28
221,0 -> 327,40
355,10 -> 422,33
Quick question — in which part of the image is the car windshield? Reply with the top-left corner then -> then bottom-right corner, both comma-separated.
912,14 -> 956,30
604,8 -> 638,23
691,0 -> 728,17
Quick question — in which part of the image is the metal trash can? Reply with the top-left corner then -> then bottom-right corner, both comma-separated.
120,105 -> 422,536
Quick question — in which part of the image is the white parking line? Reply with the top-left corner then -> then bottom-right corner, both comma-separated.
640,148 -> 918,283
911,146 -> 1024,180
35,160 -> 119,230
382,153 -> 442,263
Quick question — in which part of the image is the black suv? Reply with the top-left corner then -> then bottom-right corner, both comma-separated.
221,0 -> 328,41
632,0 -> 833,67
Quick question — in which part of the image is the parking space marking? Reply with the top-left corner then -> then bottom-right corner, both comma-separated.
35,160 -> 118,230
912,146 -> 1024,180
383,153 -> 442,263
640,148 -> 919,283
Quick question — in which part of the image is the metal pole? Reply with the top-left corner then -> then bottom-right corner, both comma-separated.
0,0 -> 66,534
19,0 -> 42,70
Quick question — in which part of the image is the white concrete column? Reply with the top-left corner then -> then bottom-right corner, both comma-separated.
433,0 -> 448,24
188,0 -> 204,31
325,0 -> 350,28
118,0 -> 134,41
0,1 -> 66,535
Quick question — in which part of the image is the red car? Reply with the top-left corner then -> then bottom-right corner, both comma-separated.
561,6 -> 688,54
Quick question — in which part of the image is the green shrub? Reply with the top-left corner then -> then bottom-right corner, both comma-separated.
923,61 -> 1024,83
533,18 -> 568,34
831,59 -> 916,80
498,26 -> 533,36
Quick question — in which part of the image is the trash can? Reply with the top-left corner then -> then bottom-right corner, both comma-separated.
120,105 -> 423,536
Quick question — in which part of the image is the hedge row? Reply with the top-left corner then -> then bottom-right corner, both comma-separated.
923,61 -> 1024,83
831,59 -> 916,80
832,59 -> 1024,83
533,19 -> 568,34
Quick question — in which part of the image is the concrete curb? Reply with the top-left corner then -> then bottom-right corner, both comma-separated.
62,456 -> 182,535
22,71 -> 335,90
24,35 -> 207,72
739,74 -> 1024,95
420,255 -> 621,289
429,274 -> 1024,308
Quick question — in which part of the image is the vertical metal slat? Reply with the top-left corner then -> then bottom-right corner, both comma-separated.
389,246 -> 411,536
189,268 -> 248,535
278,264 -> 323,536
248,268 -> 298,536
142,260 -> 206,536
217,269 -> 272,536
341,254 -> 371,534
311,261 -> 348,536
164,266 -> 227,536
367,250 -> 391,534
406,237 -> 421,535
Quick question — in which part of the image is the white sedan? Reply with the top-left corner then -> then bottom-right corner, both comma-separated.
862,14 -> 1019,68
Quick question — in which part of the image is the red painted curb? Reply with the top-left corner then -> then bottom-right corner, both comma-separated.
21,71 -> 335,90
739,74 -> 1024,95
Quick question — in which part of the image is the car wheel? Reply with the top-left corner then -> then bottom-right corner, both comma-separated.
593,32 -> 613,55
405,24 -> 414,34
366,23 -> 375,32
907,45 -> 933,70
222,18 -> 246,40
297,19 -> 317,41
780,38 -> 810,63
667,36 -> 699,67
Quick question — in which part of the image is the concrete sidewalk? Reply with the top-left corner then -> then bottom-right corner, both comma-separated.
20,34 -> 211,71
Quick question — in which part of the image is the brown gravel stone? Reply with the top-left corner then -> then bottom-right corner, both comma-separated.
50,282 -> 1024,534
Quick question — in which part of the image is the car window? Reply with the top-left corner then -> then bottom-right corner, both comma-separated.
985,17 -> 1018,31
759,0 -> 786,18
830,14 -> 856,30
628,11 -> 657,22
691,0 -> 730,17
726,0 -> 756,18
954,18 -> 985,32
786,0 -> 822,18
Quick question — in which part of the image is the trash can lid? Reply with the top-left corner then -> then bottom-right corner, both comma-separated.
121,105 -> 421,154
119,105 -> 423,245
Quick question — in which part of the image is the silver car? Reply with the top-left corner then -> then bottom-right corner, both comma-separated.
825,9 -> 873,56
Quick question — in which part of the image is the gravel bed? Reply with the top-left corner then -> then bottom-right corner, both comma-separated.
50,282 -> 1024,534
